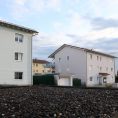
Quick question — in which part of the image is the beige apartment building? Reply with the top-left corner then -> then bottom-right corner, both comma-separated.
33,59 -> 52,75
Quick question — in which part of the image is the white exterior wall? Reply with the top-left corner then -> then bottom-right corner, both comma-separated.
87,52 -> 115,86
0,26 -> 32,85
54,47 -> 87,84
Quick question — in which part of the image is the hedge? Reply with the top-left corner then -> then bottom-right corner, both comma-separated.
73,78 -> 81,87
115,76 -> 118,83
33,74 -> 56,86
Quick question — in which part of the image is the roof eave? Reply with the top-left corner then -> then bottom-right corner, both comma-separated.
86,50 -> 116,58
0,20 -> 38,34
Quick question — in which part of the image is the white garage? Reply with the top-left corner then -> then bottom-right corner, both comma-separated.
54,74 -> 73,86
58,78 -> 71,86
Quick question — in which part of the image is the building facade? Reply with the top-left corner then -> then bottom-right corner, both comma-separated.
49,44 -> 116,87
33,59 -> 52,75
0,20 -> 38,85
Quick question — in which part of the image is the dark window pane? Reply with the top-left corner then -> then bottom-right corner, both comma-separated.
19,38 -> 23,42
15,53 -> 18,60
15,72 -> 23,79
15,37 -> 18,42
19,72 -> 23,79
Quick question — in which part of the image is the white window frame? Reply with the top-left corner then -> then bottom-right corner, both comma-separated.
15,52 -> 23,61
15,72 -> 23,79
15,33 -> 23,43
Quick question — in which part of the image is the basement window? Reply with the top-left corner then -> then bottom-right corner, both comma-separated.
15,72 -> 23,79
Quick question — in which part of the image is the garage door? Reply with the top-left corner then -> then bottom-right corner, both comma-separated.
58,78 -> 70,86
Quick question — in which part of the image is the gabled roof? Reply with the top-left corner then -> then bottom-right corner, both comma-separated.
49,44 -> 116,58
0,20 -> 38,34
33,59 -> 49,64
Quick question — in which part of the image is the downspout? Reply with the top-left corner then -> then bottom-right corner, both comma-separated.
31,33 -> 38,85
86,51 -> 88,87
114,58 -> 116,83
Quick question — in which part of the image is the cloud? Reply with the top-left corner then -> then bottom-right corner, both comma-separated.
84,28 -> 118,41
32,31 -> 78,58
32,9 -> 118,59
11,0 -> 61,19
87,0 -> 118,19
91,17 -> 118,30
10,0 -> 118,60
86,38 -> 118,52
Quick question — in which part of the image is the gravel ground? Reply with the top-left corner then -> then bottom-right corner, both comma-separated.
0,86 -> 118,118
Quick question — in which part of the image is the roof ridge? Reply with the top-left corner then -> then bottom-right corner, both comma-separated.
49,44 -> 116,58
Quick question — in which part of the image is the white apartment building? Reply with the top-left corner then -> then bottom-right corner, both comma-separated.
0,20 -> 38,85
49,44 -> 116,87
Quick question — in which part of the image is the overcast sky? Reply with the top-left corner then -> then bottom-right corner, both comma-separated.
0,0 -> 118,66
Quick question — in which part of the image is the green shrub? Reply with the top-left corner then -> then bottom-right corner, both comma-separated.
33,74 -> 56,86
73,78 -> 81,87
115,76 -> 118,83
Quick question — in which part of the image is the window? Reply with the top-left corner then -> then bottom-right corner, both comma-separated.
42,70 -> 44,73
90,54 -> 92,59
15,72 -> 23,79
100,66 -> 102,71
97,56 -> 99,60
15,33 -> 23,43
59,58 -> 61,62
106,67 -> 108,71
90,76 -> 93,81
100,57 -> 102,61
67,56 -> 69,61
103,77 -> 107,83
36,70 -> 38,72
36,64 -> 38,67
111,68 -> 113,72
97,77 -> 99,81
15,52 -> 23,61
